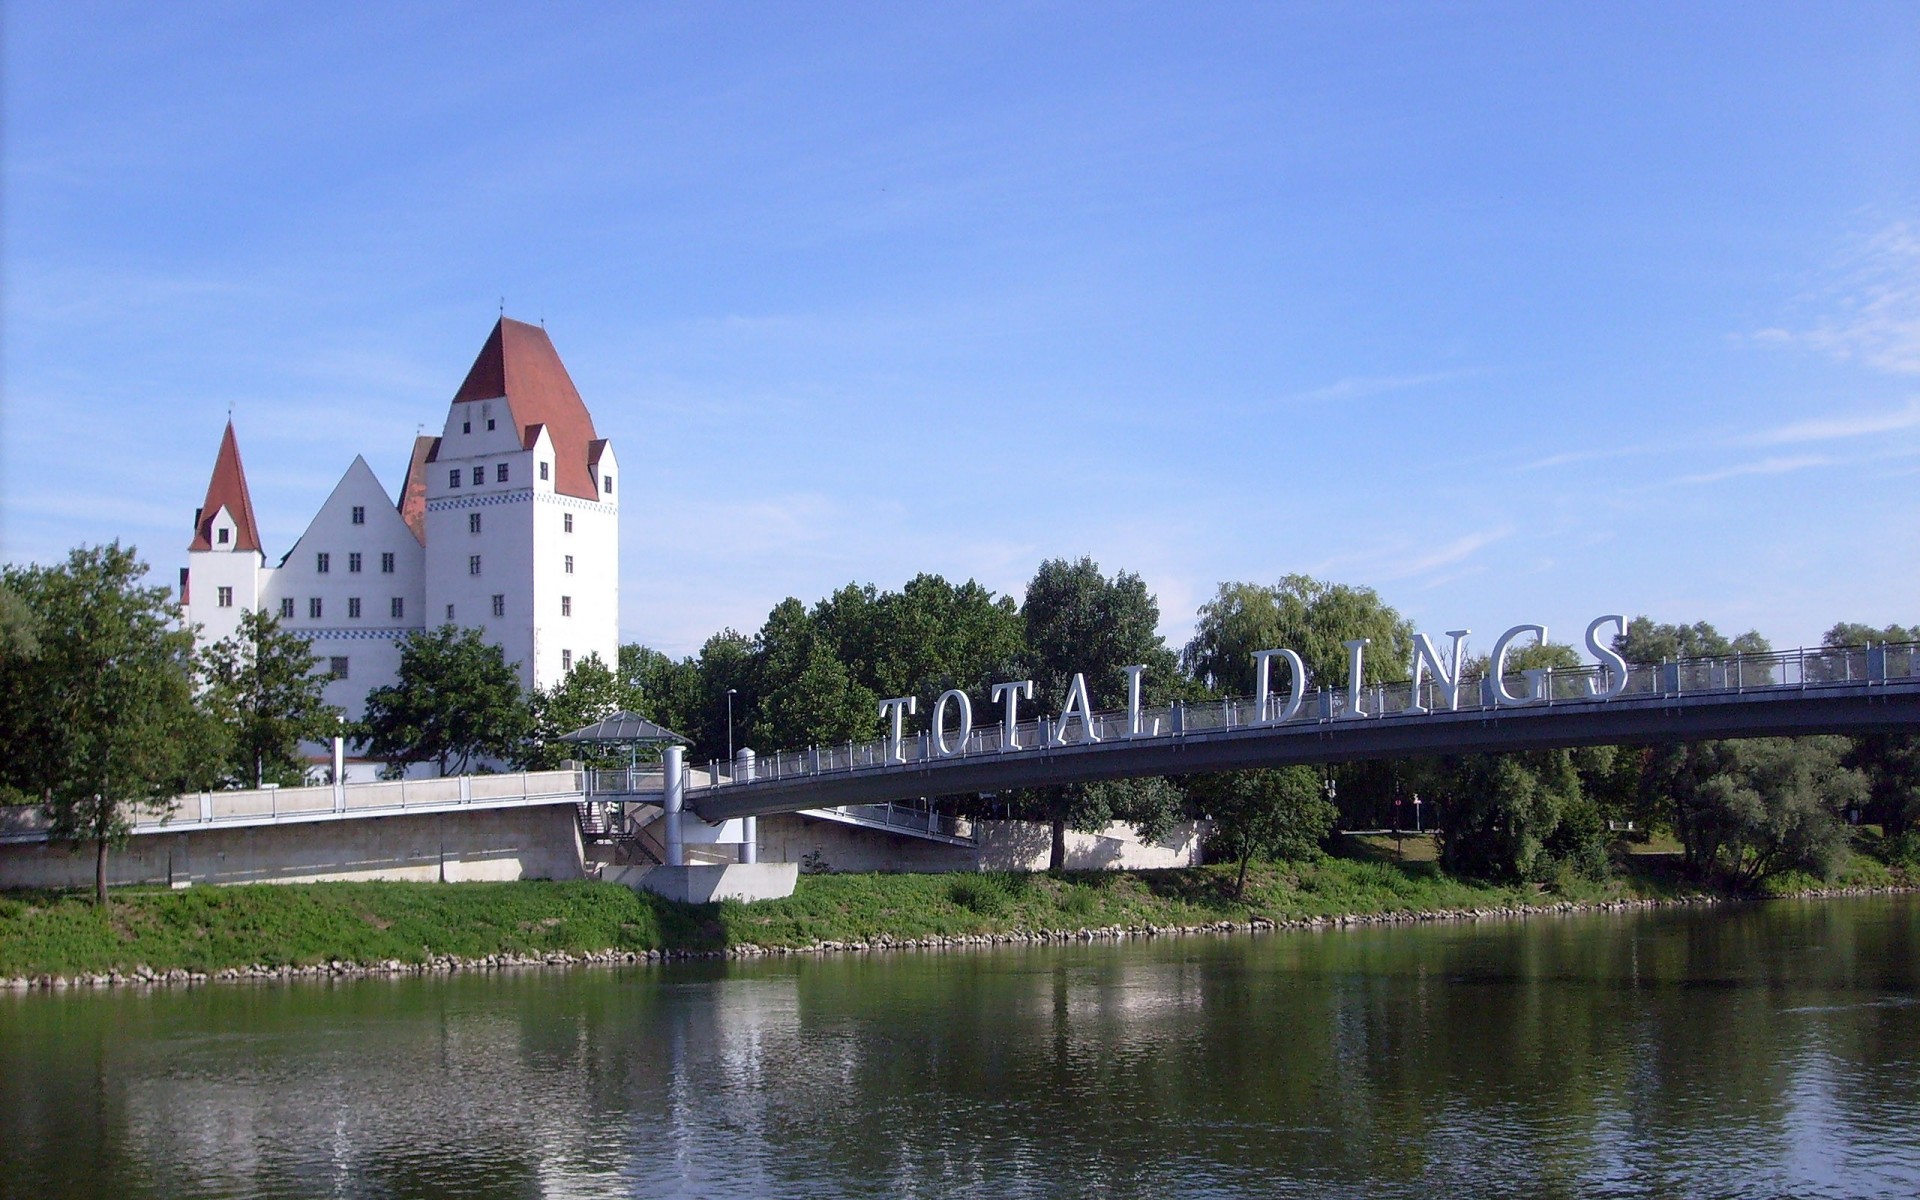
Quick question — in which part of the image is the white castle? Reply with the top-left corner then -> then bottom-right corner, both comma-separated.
180,318 -> 620,724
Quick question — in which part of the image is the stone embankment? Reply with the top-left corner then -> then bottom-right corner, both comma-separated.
7,884 -> 1912,993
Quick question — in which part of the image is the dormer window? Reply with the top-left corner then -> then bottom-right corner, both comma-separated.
217,586 -> 234,608
217,527 -> 230,545
540,462 -> 549,481
602,474 -> 614,495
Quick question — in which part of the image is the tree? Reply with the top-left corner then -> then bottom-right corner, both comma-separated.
1616,616 -> 1770,663
0,544 -> 228,904
200,608 -> 341,786
358,626 -> 531,775
1651,737 -> 1864,885
750,598 -> 878,751
1190,767 -> 1336,897
1824,622 -> 1920,841
521,651 -> 640,769
814,574 -> 1026,709
1007,558 -> 1187,870
618,643 -> 702,735
1417,639 -> 1612,881
1182,575 -> 1415,695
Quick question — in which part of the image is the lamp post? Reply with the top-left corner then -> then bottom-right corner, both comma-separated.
725,689 -> 737,765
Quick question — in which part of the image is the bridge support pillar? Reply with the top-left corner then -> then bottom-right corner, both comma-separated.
736,748 -> 758,864
663,745 -> 686,867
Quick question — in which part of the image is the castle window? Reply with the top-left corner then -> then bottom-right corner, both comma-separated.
449,469 -> 461,488
391,597 -> 405,619
348,552 -> 362,573
445,604 -> 455,621
279,598 -> 295,619
496,462 -> 508,483
309,598 -> 323,619
562,649 -> 572,672
564,555 -> 574,574
469,555 -> 482,576
217,527 -> 230,545
316,553 -> 330,573
348,597 -> 362,619
351,506 -> 365,525
561,595 -> 572,617
381,552 -> 395,574
563,513 -> 573,533
469,512 -> 481,534
329,657 -> 349,680
463,419 -> 471,434
491,594 -> 505,618
217,586 -> 234,608
602,474 -> 614,495
472,466 -> 484,486
539,462 -> 549,481
487,418 -> 496,431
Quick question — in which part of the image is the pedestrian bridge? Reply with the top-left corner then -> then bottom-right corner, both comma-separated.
685,643 -> 1920,821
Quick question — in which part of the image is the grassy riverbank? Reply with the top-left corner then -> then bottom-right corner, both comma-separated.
3,842 -> 1911,980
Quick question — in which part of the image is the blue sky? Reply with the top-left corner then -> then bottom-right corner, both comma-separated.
4,3 -> 1916,660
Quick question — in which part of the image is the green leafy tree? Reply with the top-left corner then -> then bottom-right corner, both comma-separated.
1824,622 -> 1920,841
682,629 -> 756,765
358,626 -> 531,775
1191,766 -> 1337,897
1650,737 -> 1865,884
0,544 -> 229,904
752,598 -> 878,750
1616,616 -> 1770,663
1415,639 -> 1612,881
618,643 -> 702,735
0,583 -> 40,661
521,652 -> 642,769
1005,557 -> 1187,870
1182,575 -> 1416,695
201,608 -> 341,786
814,574 -> 1026,709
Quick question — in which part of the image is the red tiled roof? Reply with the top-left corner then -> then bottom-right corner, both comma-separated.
453,318 -> 602,501
397,435 -> 439,545
188,421 -> 263,552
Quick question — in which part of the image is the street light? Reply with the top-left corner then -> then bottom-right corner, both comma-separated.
725,689 -> 737,764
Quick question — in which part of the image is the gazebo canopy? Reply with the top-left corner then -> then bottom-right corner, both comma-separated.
557,711 -> 690,745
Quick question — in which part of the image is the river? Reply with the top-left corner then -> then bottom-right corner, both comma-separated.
3,895 -> 1917,1198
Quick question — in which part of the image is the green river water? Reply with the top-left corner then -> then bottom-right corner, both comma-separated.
3,895 -> 1917,1198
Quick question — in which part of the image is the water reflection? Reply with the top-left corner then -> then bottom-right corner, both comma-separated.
3,898 -> 1918,1198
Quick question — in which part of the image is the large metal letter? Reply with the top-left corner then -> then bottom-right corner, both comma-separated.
991,680 -> 1034,751
931,689 -> 973,756
1054,673 -> 1100,745
1406,629 -> 1471,714
1123,665 -> 1146,735
1252,648 -> 1307,723
1584,614 -> 1630,701
1339,639 -> 1372,719
1489,624 -> 1548,706
879,695 -> 917,762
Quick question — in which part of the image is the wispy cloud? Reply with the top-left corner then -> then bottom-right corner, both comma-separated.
1668,455 -> 1832,487
1281,369 -> 1476,405
1750,221 -> 1920,375
1746,398 -> 1920,445
1310,526 -> 1513,585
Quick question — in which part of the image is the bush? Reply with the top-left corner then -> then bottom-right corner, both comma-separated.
948,874 -> 1012,916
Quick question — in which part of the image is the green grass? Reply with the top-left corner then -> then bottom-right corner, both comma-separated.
3,848 -> 1908,978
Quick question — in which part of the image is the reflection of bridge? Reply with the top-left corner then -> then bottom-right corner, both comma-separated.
681,644 -> 1920,823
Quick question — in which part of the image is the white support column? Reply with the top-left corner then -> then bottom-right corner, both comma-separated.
332,736 -> 347,811
663,745 -> 685,867
736,748 -> 758,864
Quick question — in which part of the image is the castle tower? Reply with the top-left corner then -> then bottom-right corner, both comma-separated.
422,318 -> 620,692
182,421 -> 266,646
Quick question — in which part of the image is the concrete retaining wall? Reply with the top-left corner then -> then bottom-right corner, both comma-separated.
754,814 -> 1206,874
0,804 -> 587,889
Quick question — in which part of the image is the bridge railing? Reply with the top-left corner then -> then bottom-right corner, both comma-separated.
687,642 -> 1919,796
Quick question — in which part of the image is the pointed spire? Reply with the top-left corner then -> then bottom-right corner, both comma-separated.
451,317 -> 602,501
189,421 -> 264,552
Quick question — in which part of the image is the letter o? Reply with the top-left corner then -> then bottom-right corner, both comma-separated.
932,689 -> 973,757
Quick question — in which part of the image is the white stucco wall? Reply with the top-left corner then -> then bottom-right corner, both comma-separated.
0,805 -> 586,889
752,815 -> 1208,874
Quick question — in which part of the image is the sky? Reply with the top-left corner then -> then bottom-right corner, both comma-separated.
3,2 -> 1917,661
